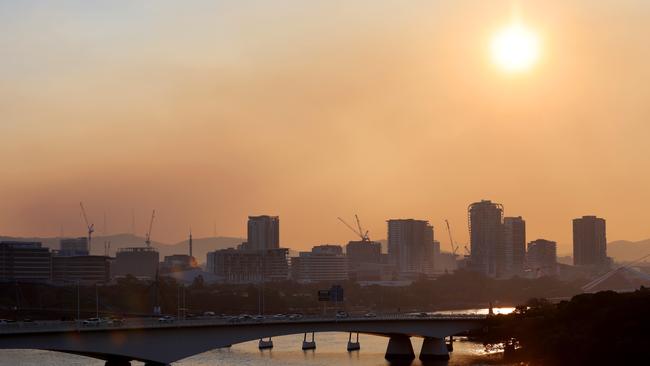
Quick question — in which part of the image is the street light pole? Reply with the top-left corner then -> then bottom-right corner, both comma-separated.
95,283 -> 99,318
76,280 -> 80,322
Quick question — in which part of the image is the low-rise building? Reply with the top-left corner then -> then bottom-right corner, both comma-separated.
112,247 -> 159,280
291,245 -> 348,283
161,254 -> 198,273
207,248 -> 289,283
58,237 -> 89,256
52,255 -> 110,284
0,241 -> 52,282
346,240 -> 382,280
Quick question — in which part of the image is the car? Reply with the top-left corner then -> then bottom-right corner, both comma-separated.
336,311 -> 349,319
107,318 -> 124,326
415,312 -> 429,318
364,312 -> 377,318
158,315 -> 175,323
203,311 -> 216,317
83,317 -> 102,326
227,317 -> 240,323
288,314 -> 303,320
253,315 -> 265,322
272,314 -> 287,320
238,314 -> 252,321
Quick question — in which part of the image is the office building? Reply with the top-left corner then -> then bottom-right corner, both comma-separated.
468,200 -> 504,277
52,255 -> 110,284
573,216 -> 608,267
244,215 -> 280,251
112,247 -> 159,280
0,241 -> 52,282
527,239 -> 557,277
387,219 -> 435,276
207,248 -> 289,283
503,216 -> 526,277
291,245 -> 348,283
59,237 -> 89,256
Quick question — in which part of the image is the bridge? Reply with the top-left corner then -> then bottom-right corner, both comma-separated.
0,314 -> 485,365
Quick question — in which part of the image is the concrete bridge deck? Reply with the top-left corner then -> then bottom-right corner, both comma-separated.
0,314 -> 486,365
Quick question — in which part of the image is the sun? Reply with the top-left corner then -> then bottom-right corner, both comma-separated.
491,22 -> 540,73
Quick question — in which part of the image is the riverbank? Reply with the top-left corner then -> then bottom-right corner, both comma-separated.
481,288 -> 650,364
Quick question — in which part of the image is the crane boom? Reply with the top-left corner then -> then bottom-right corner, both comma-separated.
145,210 -> 156,247
338,217 -> 361,237
337,216 -> 370,241
354,214 -> 370,241
80,202 -> 94,253
444,219 -> 459,255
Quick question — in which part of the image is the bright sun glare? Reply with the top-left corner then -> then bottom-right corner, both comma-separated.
491,22 -> 540,73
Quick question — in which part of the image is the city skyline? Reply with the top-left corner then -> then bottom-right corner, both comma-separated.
2,1 -> 650,251
0,204 -> 623,255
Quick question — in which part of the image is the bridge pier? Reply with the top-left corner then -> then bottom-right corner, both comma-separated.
419,337 -> 449,361
384,335 -> 415,360
258,337 -> 274,350
302,332 -> 316,350
447,335 -> 454,352
347,332 -> 360,351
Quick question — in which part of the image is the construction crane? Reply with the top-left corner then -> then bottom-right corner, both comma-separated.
444,219 -> 459,256
80,202 -> 94,254
145,210 -> 156,247
337,215 -> 370,242
354,214 -> 370,241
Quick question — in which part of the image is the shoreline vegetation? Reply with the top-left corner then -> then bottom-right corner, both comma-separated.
481,288 -> 650,364
0,271 -> 580,319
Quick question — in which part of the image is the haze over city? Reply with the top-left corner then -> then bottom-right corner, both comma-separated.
2,0 -> 650,252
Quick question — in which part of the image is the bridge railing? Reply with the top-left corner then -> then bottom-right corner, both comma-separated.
0,313 -> 486,335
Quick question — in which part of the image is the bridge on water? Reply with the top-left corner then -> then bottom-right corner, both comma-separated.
0,314 -> 486,365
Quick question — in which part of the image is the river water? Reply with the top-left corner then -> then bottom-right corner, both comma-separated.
0,308 -> 515,366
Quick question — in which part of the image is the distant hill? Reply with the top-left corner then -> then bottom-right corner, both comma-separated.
608,239 -> 650,263
0,234 -> 243,264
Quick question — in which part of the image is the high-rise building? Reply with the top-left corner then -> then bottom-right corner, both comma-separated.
291,245 -> 348,283
527,239 -> 557,277
387,219 -> 435,276
573,216 -> 607,267
0,241 -> 52,282
468,200 -> 504,277
503,216 -> 526,277
58,237 -> 89,256
245,215 -> 280,251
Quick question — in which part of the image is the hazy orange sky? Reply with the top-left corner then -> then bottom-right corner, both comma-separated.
2,1 -> 649,254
